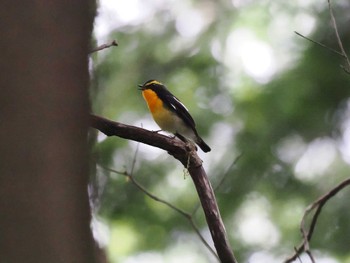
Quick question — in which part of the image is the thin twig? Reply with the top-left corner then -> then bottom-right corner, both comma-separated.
213,153 -> 244,192
130,142 -> 140,176
191,153 -> 243,216
306,250 -> 316,263
284,177 -> 350,262
294,31 -> 344,57
101,165 -> 219,260
89,40 -> 118,54
300,213 -> 315,262
327,0 -> 350,72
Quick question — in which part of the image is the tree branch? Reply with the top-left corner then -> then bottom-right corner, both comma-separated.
90,114 -> 238,263
284,177 -> 350,263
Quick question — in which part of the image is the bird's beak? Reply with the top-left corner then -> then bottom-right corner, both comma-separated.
138,84 -> 143,90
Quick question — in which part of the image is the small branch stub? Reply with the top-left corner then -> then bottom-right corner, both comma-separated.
89,40 -> 118,54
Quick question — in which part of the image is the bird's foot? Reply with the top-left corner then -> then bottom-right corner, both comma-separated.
185,141 -> 197,152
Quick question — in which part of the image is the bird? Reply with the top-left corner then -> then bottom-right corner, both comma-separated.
138,79 -> 211,153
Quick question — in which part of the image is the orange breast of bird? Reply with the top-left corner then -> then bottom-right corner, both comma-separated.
142,89 -> 163,114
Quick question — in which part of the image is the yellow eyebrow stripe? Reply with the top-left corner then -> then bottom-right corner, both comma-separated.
146,80 -> 162,86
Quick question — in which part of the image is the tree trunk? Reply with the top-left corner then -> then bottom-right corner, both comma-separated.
0,1 -> 96,263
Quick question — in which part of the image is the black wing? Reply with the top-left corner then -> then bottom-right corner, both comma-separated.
164,94 -> 196,131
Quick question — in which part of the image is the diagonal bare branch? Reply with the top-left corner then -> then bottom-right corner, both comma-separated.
284,177 -> 350,263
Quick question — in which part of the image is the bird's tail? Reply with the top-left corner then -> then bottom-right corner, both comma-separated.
196,136 -> 211,153
175,132 -> 211,153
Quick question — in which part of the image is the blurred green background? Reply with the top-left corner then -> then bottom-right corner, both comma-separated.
89,0 -> 350,262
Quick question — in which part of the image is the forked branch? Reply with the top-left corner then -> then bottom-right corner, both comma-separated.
284,178 -> 350,262
295,0 -> 350,73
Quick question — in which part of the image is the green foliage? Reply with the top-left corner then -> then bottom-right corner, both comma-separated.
90,0 -> 350,262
